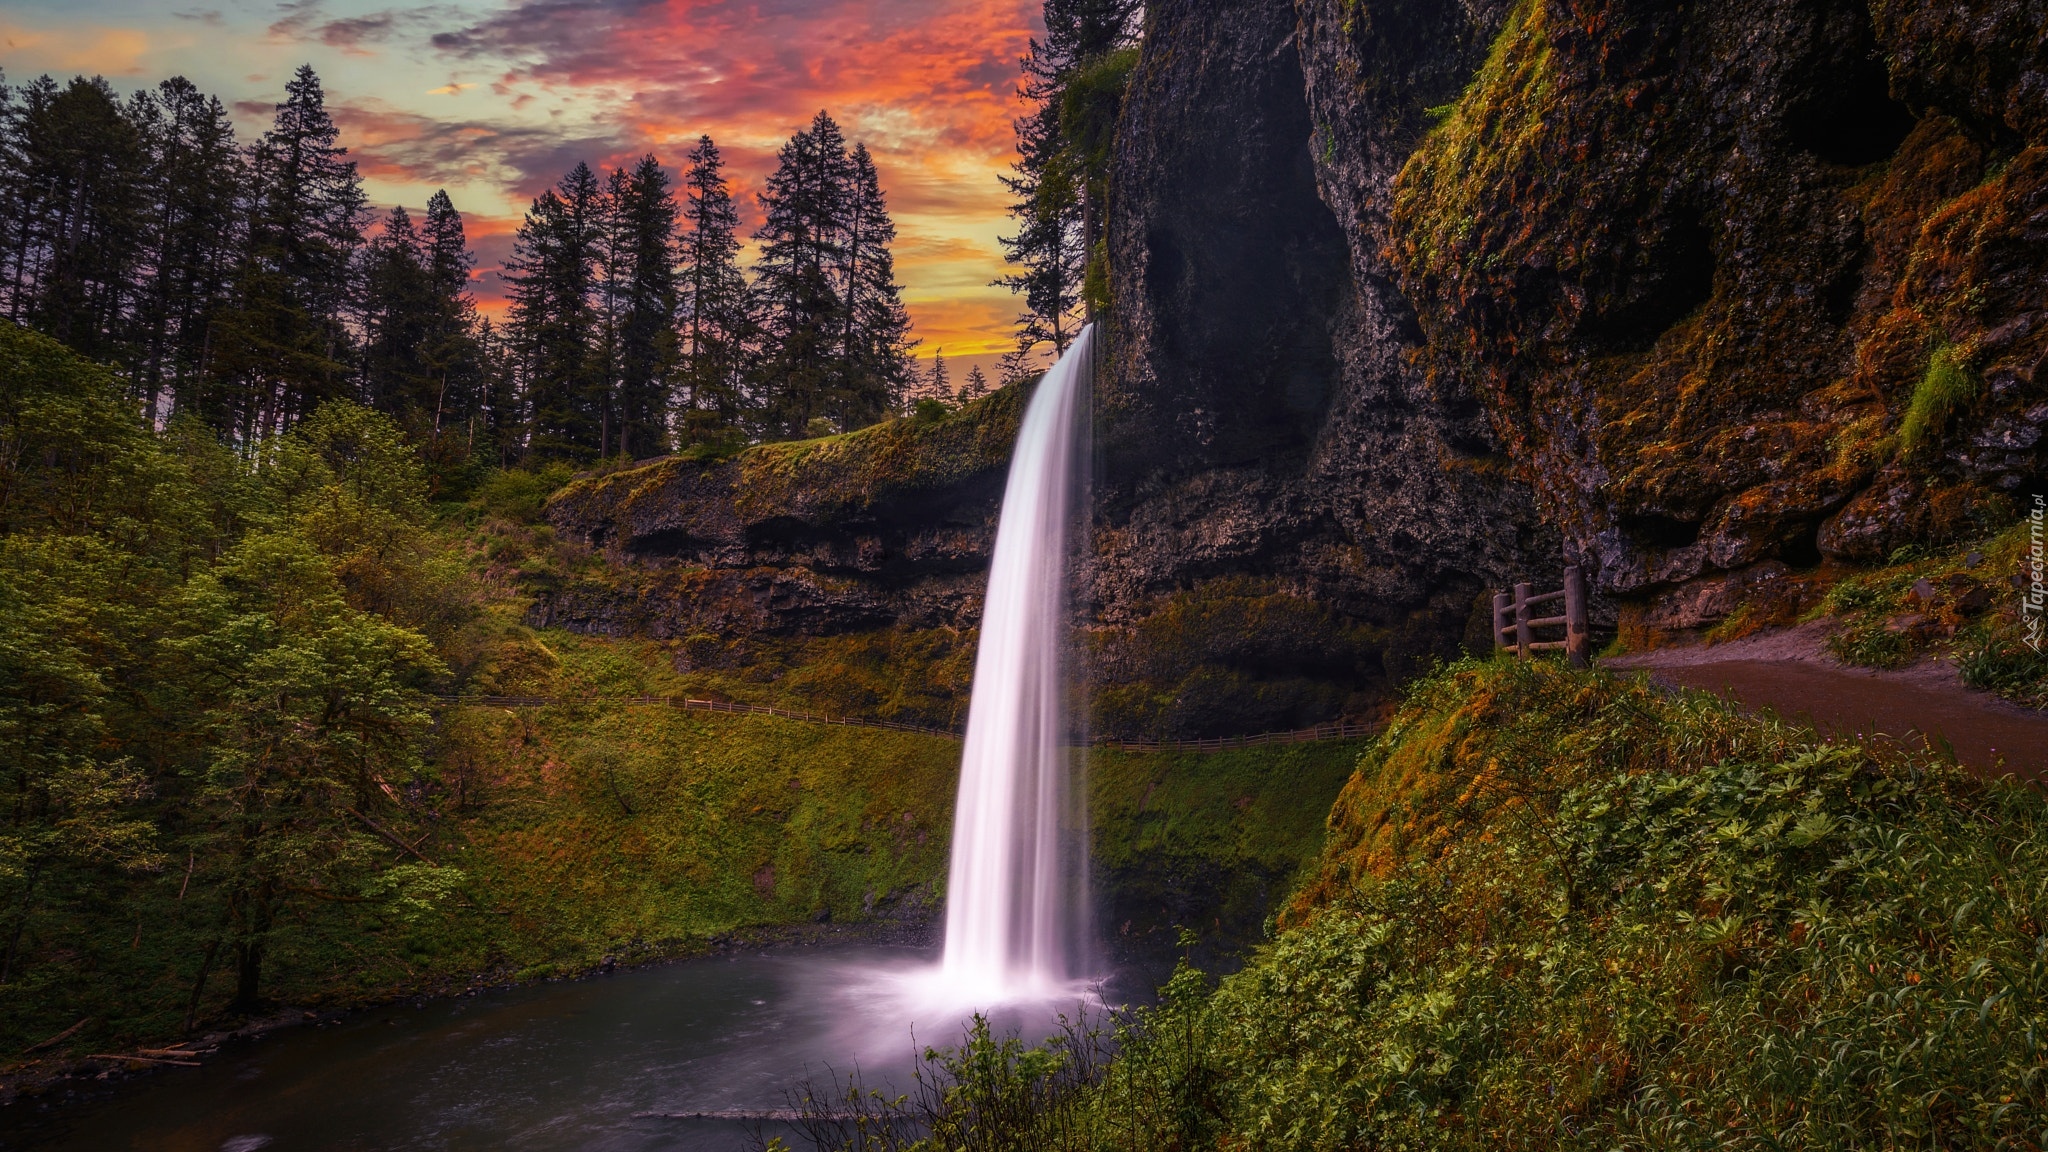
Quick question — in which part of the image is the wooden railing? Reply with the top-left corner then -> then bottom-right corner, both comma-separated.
1494,565 -> 1592,667
432,695 -> 1378,753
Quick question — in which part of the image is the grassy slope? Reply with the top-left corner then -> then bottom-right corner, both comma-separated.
1072,658 -> 2048,1149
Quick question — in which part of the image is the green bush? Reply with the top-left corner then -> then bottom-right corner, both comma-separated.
472,463 -> 575,524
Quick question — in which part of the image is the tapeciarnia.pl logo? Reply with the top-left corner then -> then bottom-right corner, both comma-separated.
2028,493 -> 2045,654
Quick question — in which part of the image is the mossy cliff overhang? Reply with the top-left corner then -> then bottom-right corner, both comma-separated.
534,385 -> 1029,636
1306,0 -> 2045,623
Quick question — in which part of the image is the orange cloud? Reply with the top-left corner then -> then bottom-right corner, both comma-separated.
0,21 -> 157,76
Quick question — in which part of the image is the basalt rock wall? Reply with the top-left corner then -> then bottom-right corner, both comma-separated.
1090,0 -> 1557,736
534,386 -> 1026,641
1337,0 -> 2048,628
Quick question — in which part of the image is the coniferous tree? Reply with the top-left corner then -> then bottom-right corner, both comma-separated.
959,364 -> 991,403
677,135 -> 752,442
214,65 -> 367,438
132,77 -> 243,426
609,155 -> 679,460
753,111 -> 854,437
506,162 -> 605,459
359,205 -> 436,420
418,190 -> 481,436
997,0 -> 1139,357
3,76 -> 147,363
474,317 -> 523,465
917,349 -> 951,405
839,142 -> 914,423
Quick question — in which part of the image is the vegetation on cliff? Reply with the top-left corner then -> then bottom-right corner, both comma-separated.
1384,0 -> 2045,614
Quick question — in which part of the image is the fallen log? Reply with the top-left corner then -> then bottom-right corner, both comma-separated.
88,1053 -> 203,1067
24,1018 -> 91,1053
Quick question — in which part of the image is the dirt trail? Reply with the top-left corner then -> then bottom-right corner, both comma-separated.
1604,622 -> 2048,784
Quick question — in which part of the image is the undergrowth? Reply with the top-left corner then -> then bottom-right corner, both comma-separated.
1807,523 -> 2047,704
797,659 -> 2048,1150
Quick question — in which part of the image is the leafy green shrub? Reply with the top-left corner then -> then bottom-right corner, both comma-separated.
472,463 -> 575,524
1957,617 -> 2048,708
1825,618 -> 1915,667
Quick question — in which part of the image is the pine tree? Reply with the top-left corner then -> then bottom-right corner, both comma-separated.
418,190 -> 480,436
359,205 -> 436,420
506,162 -> 605,460
608,155 -> 679,460
839,142 -> 914,424
752,111 -> 854,437
997,0 -> 1139,357
959,364 -> 991,403
474,317 -> 522,465
918,348 -> 951,405
133,77 -> 243,426
999,345 -> 1044,386
3,75 -> 148,364
214,65 -> 367,438
677,135 -> 751,442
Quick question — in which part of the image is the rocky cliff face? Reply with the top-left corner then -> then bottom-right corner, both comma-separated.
1336,0 -> 2048,628
1090,0 -> 1555,735
535,387 -> 1025,641
539,0 -> 2045,731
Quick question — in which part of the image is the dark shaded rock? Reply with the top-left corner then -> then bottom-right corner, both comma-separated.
1360,0 -> 2048,599
1093,0 -> 1555,729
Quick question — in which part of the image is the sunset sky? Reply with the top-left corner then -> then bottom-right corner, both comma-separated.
0,0 -> 1047,371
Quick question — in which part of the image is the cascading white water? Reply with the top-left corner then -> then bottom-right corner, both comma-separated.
938,323 -> 1096,1002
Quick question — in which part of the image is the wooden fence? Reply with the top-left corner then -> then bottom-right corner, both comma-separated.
431,695 -> 1377,754
1494,565 -> 1592,667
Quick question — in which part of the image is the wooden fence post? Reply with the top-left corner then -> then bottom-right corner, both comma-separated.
1564,565 -> 1589,668
1492,591 -> 1512,654
1513,582 -> 1532,660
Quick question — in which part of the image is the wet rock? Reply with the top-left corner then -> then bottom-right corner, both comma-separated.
1643,562 -> 1793,630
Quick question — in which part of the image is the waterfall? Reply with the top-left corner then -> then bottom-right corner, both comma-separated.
939,324 -> 1095,1001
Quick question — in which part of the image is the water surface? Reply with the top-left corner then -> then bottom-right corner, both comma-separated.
13,944 -> 1114,1152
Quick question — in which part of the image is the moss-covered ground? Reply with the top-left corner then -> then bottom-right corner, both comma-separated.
1802,523 -> 2048,707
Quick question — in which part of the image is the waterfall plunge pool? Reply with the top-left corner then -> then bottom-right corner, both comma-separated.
9,943 -> 1152,1152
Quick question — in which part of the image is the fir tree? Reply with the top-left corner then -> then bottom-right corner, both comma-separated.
677,135 -> 751,442
608,155 -> 679,460
359,205 -> 436,420
753,111 -> 854,437
133,77 -> 242,426
919,348 -> 951,405
507,162 -> 605,459
997,0 -> 1139,357
3,76 -> 147,363
840,142 -> 914,423
959,364 -> 991,403
214,65 -> 367,438
418,190 -> 480,436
